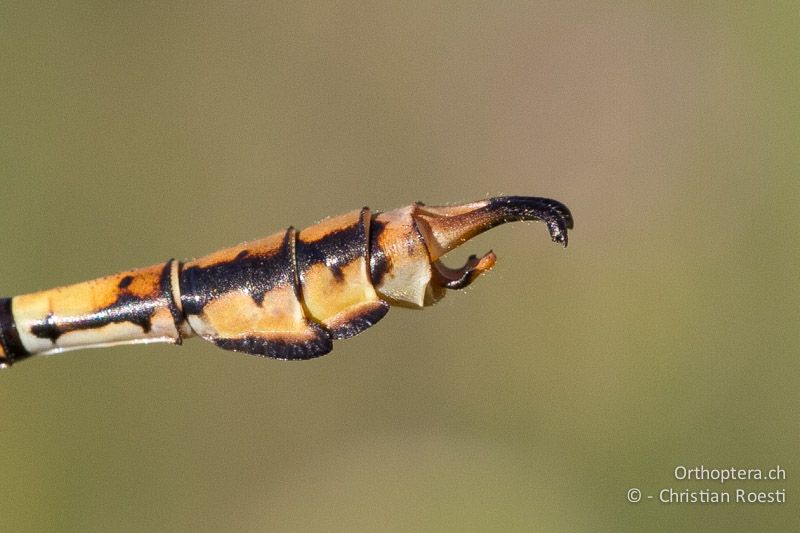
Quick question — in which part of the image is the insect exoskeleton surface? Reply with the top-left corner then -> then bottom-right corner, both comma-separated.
6,262 -> 182,360
177,207 -> 396,360
178,228 -> 333,360
295,207 -> 389,340
0,196 -> 572,366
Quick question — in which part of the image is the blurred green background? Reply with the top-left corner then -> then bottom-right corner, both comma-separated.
1,2 -> 797,532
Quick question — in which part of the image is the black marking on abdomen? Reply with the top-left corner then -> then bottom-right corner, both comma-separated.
328,300 -> 389,340
296,209 -> 368,281
213,328 -> 332,360
30,281 -> 165,344
179,230 -> 295,315
0,297 -> 31,364
368,217 -> 390,286
30,312 -> 61,343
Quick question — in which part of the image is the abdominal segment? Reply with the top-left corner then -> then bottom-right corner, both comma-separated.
296,208 -> 388,340
178,228 -> 332,359
178,209 -> 388,360
3,261 -> 184,363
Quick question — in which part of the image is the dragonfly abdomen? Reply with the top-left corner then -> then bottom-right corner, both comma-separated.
0,196 -> 573,367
